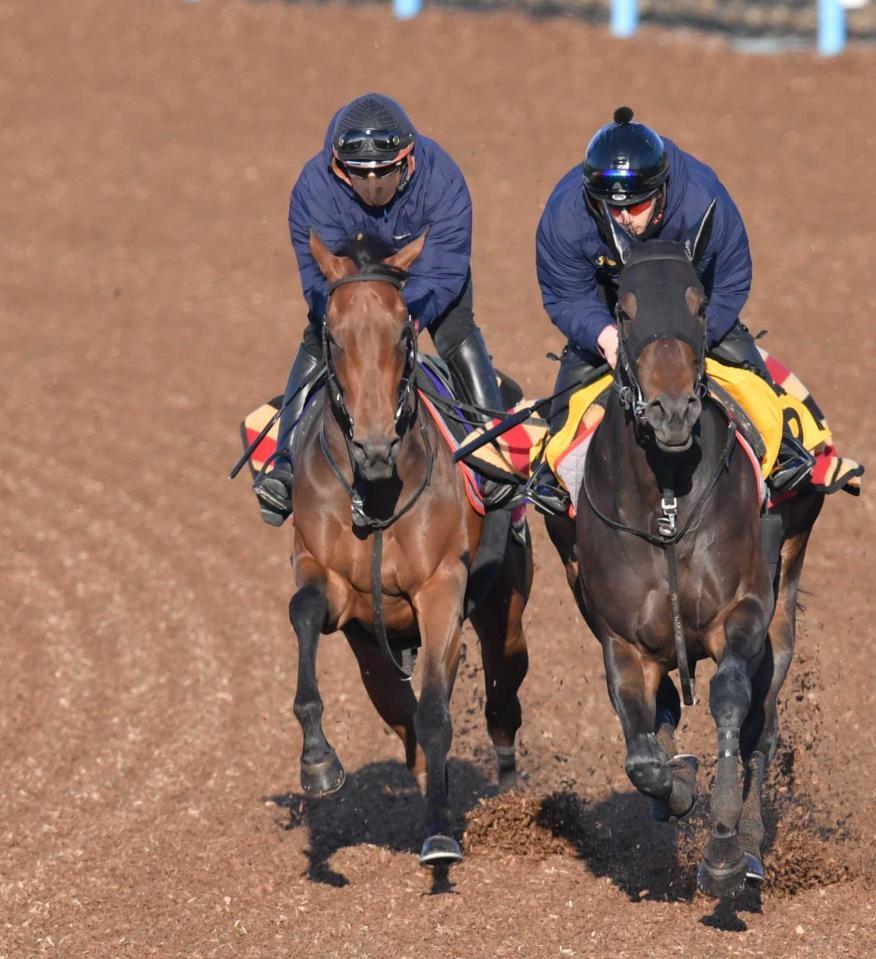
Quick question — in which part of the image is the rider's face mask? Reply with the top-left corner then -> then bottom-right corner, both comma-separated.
345,162 -> 404,207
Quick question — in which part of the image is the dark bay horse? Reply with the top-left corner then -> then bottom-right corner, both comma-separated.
287,231 -> 532,867
546,210 -> 824,896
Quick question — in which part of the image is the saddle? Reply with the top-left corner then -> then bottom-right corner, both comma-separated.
541,352 -> 863,516
239,356 -> 545,513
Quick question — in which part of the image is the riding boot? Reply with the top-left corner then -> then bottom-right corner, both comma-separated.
441,328 -> 516,508
253,344 -> 323,527
528,346 -> 605,516
711,322 -> 815,492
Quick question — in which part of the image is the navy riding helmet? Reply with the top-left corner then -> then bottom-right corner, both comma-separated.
583,106 -> 669,206
331,93 -> 416,169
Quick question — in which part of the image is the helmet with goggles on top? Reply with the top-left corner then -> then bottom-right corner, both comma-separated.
582,106 -> 669,207
582,106 -> 669,241
331,93 -> 415,173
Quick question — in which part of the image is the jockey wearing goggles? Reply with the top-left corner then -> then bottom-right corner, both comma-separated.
253,93 -> 510,526
529,106 -> 813,514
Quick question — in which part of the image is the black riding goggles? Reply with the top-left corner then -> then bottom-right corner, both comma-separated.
335,129 -> 410,154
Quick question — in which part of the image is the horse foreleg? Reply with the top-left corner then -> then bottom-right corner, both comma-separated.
344,622 -> 423,782
602,637 -> 675,810
412,573 -> 466,867
289,583 -> 345,797
738,500 -> 821,883
470,539 -> 532,792
700,596 -> 768,898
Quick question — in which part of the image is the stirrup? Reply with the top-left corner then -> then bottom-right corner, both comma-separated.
769,435 -> 816,492
525,461 -> 571,516
253,456 -> 294,527
478,474 -> 525,511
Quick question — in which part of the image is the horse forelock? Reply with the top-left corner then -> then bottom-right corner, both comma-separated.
334,233 -> 410,287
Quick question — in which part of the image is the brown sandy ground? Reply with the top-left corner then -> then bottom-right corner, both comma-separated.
1,1 -> 874,956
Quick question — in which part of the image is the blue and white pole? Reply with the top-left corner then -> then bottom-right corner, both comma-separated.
611,0 -> 638,38
394,0 -> 422,20
817,0 -> 847,55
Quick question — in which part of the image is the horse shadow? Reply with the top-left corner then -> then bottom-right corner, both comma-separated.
266,758 -> 492,888
536,788 -> 767,924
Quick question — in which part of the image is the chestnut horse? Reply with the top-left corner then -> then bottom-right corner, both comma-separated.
546,210 -> 823,897
288,231 -> 532,867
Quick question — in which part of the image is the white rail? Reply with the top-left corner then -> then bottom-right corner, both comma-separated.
391,0 -> 866,55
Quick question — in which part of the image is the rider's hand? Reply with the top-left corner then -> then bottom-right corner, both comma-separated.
597,324 -> 619,369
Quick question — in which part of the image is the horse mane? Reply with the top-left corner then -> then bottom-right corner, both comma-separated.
335,232 -> 409,286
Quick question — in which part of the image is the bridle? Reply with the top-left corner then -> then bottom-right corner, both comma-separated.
321,269 -> 419,445
613,255 -> 709,435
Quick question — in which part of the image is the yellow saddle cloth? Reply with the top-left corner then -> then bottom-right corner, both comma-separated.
542,350 -> 862,499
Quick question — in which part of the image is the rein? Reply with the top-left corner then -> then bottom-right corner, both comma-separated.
320,268 -> 433,681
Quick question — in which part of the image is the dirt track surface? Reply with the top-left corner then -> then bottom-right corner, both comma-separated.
2,1 -> 875,956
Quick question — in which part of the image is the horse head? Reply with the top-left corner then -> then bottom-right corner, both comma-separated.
309,230 -> 427,481
612,202 -> 715,452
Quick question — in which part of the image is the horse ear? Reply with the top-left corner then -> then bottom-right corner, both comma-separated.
384,231 -> 428,273
309,230 -> 351,283
685,286 -> 706,316
600,202 -> 636,265
683,199 -> 717,265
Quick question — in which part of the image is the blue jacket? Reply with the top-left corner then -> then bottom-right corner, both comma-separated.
536,138 -> 752,356
289,114 -> 472,329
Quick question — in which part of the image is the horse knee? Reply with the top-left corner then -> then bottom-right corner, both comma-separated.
289,585 -> 327,634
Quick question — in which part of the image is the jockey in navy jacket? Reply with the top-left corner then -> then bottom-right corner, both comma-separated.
536,136 -> 752,360
528,107 -> 814,515
290,115 -> 472,331
253,93 -> 508,526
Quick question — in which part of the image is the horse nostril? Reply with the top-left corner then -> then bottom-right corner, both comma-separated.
647,397 -> 668,422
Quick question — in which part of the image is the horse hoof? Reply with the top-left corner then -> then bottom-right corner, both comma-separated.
419,835 -> 463,868
651,755 -> 699,822
697,859 -> 747,899
744,852 -> 765,884
300,756 -> 346,797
